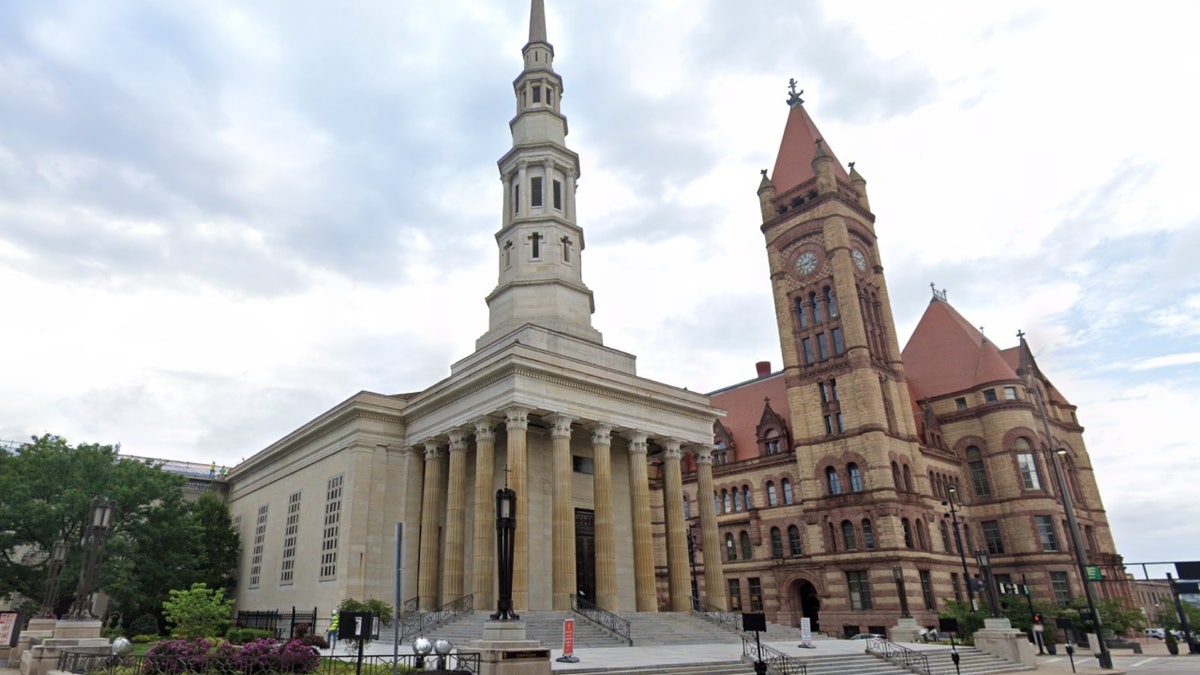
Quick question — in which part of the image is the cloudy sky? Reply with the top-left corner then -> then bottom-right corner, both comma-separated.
2,1 -> 1197,570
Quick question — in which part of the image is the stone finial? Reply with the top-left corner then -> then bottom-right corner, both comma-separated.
787,78 -> 805,107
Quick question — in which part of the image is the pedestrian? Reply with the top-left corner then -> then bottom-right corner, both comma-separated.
327,610 -> 339,650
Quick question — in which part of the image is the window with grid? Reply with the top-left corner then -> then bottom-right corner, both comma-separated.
847,571 -> 872,610
841,520 -> 858,551
740,531 -> 753,560
766,482 -> 778,507
919,570 -> 935,611
249,504 -> 269,589
725,533 -> 737,562
320,475 -> 343,579
1035,516 -> 1059,552
279,491 -> 302,585
1017,450 -> 1042,490
848,463 -> 863,492
782,479 -> 794,505
728,579 -> 742,610
1051,571 -> 1072,603
749,577 -> 763,611
861,519 -> 875,550
967,446 -> 991,497
940,520 -> 953,553
982,520 -> 1005,555
788,525 -> 803,556
770,527 -> 783,557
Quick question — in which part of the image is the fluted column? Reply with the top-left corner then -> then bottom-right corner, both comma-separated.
592,423 -> 618,610
443,429 -> 469,603
471,419 -> 496,609
549,414 -> 576,610
627,432 -> 657,611
505,407 -> 531,610
694,445 -> 727,609
662,439 -> 691,611
417,440 -> 446,610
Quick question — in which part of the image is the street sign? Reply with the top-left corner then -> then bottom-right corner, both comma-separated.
1085,566 -> 1103,581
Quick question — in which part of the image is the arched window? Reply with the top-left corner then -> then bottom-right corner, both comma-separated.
713,493 -> 720,515
743,486 -> 753,510
811,291 -> 824,323
967,446 -> 991,497
902,464 -> 913,492
782,479 -> 794,505
827,523 -> 837,552
766,481 -> 778,507
916,519 -> 927,550
733,489 -> 744,512
940,520 -> 953,552
825,286 -> 838,318
826,467 -> 842,495
902,518 -> 914,549
892,462 -> 902,489
725,533 -> 737,562
861,519 -> 875,549
740,531 -> 753,560
796,296 -> 809,329
788,525 -> 803,556
723,490 -> 733,513
770,527 -> 783,557
848,463 -> 864,492
841,520 -> 858,551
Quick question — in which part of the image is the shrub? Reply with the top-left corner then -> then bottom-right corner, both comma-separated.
162,583 -> 233,639
225,628 -> 275,645
143,638 -> 213,674
130,635 -> 159,644
129,614 -> 161,639
298,633 -> 328,650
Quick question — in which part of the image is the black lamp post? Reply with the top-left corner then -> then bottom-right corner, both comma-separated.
490,486 -> 519,621
39,539 -> 69,618
975,550 -> 1001,618
892,566 -> 911,619
68,496 -> 117,619
943,486 -> 977,611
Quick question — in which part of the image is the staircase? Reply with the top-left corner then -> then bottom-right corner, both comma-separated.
380,611 -> 629,648
923,646 -> 1034,674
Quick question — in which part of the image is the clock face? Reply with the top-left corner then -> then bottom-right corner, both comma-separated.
795,252 -> 818,276
852,249 -> 867,271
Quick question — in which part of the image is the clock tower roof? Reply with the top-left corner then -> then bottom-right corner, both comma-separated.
901,293 -> 1021,400
769,90 -> 851,196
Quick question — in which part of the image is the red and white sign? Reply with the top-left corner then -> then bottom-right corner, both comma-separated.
800,617 -> 812,648
0,612 -> 20,648
562,618 -> 575,657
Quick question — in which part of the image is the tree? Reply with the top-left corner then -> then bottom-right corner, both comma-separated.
162,582 -> 234,639
1157,598 -> 1200,632
335,598 -> 394,652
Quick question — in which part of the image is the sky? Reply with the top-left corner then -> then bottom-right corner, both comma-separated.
1,1 -> 1197,570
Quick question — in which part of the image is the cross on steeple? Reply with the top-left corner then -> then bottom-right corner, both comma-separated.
787,78 -> 805,107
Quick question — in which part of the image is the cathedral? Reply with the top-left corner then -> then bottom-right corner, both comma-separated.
225,0 -> 1127,637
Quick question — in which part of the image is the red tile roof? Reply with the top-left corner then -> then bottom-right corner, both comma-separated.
709,371 -> 789,461
770,103 -> 851,196
901,298 -> 1020,401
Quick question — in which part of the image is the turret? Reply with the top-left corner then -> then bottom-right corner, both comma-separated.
848,161 -> 870,212
812,139 -> 836,195
757,169 -> 776,222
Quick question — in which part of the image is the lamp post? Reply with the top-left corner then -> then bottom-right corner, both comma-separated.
39,539 -> 69,618
975,550 -> 1001,618
68,496 -> 117,620
943,486 -> 977,611
490,486 -> 519,621
1027,353 -> 1112,669
688,523 -> 699,610
892,566 -> 911,619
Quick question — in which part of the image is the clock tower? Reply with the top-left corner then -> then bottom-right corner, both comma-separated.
758,83 -> 922,508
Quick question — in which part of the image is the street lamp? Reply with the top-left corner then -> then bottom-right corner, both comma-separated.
892,566 -> 911,619
39,539 -> 69,618
975,550 -> 1001,618
942,486 -> 977,611
1026,352 -> 1112,669
68,496 -> 117,620
490,486 -> 519,621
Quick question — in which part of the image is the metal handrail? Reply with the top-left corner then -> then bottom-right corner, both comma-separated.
401,595 -> 419,616
692,599 -> 743,634
398,593 -> 474,641
571,593 -> 633,646
741,636 -> 807,675
866,636 -> 931,675
57,651 -> 483,675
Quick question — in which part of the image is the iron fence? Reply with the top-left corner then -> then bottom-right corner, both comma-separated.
58,651 -> 481,675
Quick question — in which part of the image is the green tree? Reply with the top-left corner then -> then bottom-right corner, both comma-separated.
335,598 -> 394,651
1156,599 -> 1200,632
162,582 -> 234,639
937,599 -> 984,641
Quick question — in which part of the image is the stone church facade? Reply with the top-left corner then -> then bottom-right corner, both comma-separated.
225,0 -> 1129,636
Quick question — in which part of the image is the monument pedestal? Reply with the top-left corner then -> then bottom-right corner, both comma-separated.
973,617 -> 1036,668
460,621 -> 550,675
889,617 -> 923,643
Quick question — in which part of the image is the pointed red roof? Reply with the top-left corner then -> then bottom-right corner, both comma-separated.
770,102 -> 851,195
709,372 -> 789,462
901,298 -> 1020,400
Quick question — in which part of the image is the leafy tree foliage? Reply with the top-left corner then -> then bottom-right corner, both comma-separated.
0,434 -> 240,625
162,583 -> 234,639
334,598 -> 394,652
1156,598 -> 1200,632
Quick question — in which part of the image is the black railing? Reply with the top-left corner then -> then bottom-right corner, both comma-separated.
571,593 -> 632,646
236,606 -> 317,639
741,636 -> 807,675
866,636 -> 931,675
401,596 -> 419,617
692,600 -> 743,634
398,594 -> 474,642
59,651 -> 482,675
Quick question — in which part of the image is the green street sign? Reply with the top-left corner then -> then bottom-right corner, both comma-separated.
1085,565 -> 1103,581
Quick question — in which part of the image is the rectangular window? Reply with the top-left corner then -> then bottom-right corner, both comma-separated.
982,520 -> 1005,555
984,388 -> 998,403
832,327 -> 845,355
749,578 -> 763,612
320,475 -> 343,580
802,338 -> 814,365
970,461 -> 991,497
1017,453 -> 1042,490
1004,386 -> 1018,400
1051,571 -> 1072,603
819,382 -> 829,404
532,85 -> 541,103
824,415 -> 833,436
512,182 -> 519,214
728,579 -> 742,611
1035,516 -> 1059,552
836,413 -> 845,433
919,570 -> 935,611
955,397 -> 967,411
847,571 -> 872,610
249,504 -> 269,589
572,456 -> 594,474
951,572 -> 962,602
279,491 -> 302,585
553,180 -> 562,210
817,333 -> 829,359
531,176 -> 543,207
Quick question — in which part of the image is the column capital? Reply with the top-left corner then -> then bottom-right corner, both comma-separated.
448,428 -> 470,451
548,413 -> 574,438
591,423 -> 613,446
505,406 -> 531,431
626,431 -> 649,455
423,440 -> 444,460
694,445 -> 714,465
662,438 -> 682,460
475,418 -> 496,441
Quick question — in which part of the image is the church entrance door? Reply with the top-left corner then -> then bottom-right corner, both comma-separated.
793,579 -> 820,632
574,508 -> 596,602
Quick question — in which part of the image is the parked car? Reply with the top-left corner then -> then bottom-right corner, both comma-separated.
1145,628 -> 1165,639
849,633 -> 885,640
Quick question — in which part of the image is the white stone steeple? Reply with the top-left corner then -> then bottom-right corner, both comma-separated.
477,0 -> 601,349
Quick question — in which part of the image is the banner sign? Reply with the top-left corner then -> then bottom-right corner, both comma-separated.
800,617 -> 812,647
0,612 -> 21,648
562,618 -> 575,658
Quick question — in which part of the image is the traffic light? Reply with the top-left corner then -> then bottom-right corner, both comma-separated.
1033,613 -> 1043,626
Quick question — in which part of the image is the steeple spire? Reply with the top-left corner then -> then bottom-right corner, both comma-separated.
528,0 -> 547,45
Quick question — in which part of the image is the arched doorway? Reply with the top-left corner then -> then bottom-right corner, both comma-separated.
791,579 -> 820,632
